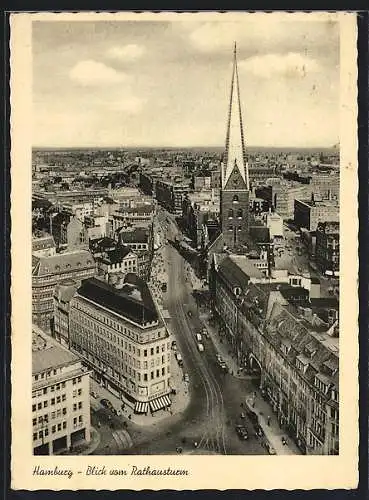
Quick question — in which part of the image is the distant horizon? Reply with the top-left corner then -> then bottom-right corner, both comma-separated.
32,144 -> 339,152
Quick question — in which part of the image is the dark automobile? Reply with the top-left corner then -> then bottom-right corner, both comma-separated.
100,398 -> 114,411
235,425 -> 249,440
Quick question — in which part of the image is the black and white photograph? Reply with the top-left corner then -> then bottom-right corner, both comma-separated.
10,11 -> 358,490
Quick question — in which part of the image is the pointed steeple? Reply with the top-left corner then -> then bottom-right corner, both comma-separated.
222,42 -> 249,190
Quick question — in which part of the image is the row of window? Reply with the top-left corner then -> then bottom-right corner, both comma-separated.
32,416 -> 84,441
32,393 -> 66,411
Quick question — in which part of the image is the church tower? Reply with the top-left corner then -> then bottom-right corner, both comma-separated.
220,42 -> 250,250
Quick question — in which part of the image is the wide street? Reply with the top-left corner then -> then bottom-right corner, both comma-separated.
91,210 -> 268,455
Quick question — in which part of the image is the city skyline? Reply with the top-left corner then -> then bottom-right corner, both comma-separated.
33,16 -> 340,149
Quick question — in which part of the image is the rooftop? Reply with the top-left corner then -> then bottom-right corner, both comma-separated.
32,250 -> 95,277
32,235 -> 56,252
76,275 -> 160,326
32,327 -> 79,374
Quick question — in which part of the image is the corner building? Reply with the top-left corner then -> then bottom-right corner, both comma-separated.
32,326 -> 91,455
69,275 -> 172,414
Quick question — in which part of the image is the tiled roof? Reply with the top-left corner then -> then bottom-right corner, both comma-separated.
76,276 -> 159,325
32,250 -> 95,277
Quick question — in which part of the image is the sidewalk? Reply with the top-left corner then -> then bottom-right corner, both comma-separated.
200,313 -> 252,381
90,346 -> 189,427
244,392 -> 301,455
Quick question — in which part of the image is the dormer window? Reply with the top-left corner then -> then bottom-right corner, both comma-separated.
234,286 -> 242,297
237,209 -> 243,218
232,195 -> 239,203
228,209 -> 234,218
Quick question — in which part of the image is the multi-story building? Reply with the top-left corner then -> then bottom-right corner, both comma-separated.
294,199 -> 339,231
155,179 -> 190,215
32,326 -> 91,455
53,279 -> 79,347
139,171 -> 155,196
182,191 -> 220,249
32,250 -> 96,331
315,221 -> 340,277
256,182 -> 313,220
69,275 -> 172,414
110,205 -> 154,233
310,173 -> 340,202
210,257 -> 339,455
95,245 -> 138,278
265,212 -> 284,240
66,216 -> 88,251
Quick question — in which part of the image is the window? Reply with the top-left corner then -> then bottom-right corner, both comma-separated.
150,371 -> 154,380
43,388 -> 47,395
62,408 -> 67,415
144,373 -> 148,381
156,346 -> 159,354
78,402 -> 83,410
62,394 -> 66,401
63,421 -> 67,429
52,425 -> 56,433
33,418 -> 37,426
79,415 -> 83,423
151,348 -> 154,355
37,403 -> 42,410
78,388 -> 82,396
162,367 -> 165,376
39,430 -> 43,439
144,349 -> 147,357
32,404 -> 36,412
33,433 -> 37,441
56,396 -> 61,404
73,417 -> 77,426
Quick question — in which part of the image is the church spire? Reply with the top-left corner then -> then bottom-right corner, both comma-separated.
222,42 -> 249,190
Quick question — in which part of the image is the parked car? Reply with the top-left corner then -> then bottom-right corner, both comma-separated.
196,333 -> 202,342
187,310 -> 192,317
183,373 -> 189,383
176,353 -> 183,367
90,391 -> 98,398
216,354 -> 223,363
235,425 -> 249,440
197,343 -> 204,352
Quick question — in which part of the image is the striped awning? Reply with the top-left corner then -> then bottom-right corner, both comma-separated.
134,401 -> 149,414
149,395 -> 171,412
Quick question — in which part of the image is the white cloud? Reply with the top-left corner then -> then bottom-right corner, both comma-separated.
69,60 -> 128,86
239,53 -> 320,79
106,44 -> 146,62
110,96 -> 145,114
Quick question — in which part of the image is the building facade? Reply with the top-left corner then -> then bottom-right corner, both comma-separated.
32,250 -> 96,331
315,221 -> 340,277
69,276 -> 172,413
294,199 -> 339,231
210,258 -> 339,455
32,326 -> 91,455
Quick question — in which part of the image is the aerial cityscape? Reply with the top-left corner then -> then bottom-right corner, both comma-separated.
31,19 -> 340,457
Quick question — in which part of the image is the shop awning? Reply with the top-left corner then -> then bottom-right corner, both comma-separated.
149,395 -> 171,412
134,401 -> 149,414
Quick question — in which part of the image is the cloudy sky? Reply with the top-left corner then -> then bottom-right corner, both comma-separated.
32,16 -> 340,148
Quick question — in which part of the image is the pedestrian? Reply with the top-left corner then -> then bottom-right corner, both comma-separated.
267,416 -> 271,426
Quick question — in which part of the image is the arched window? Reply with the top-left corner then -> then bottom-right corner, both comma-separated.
232,195 -> 239,203
228,209 -> 234,218
237,208 -> 243,218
